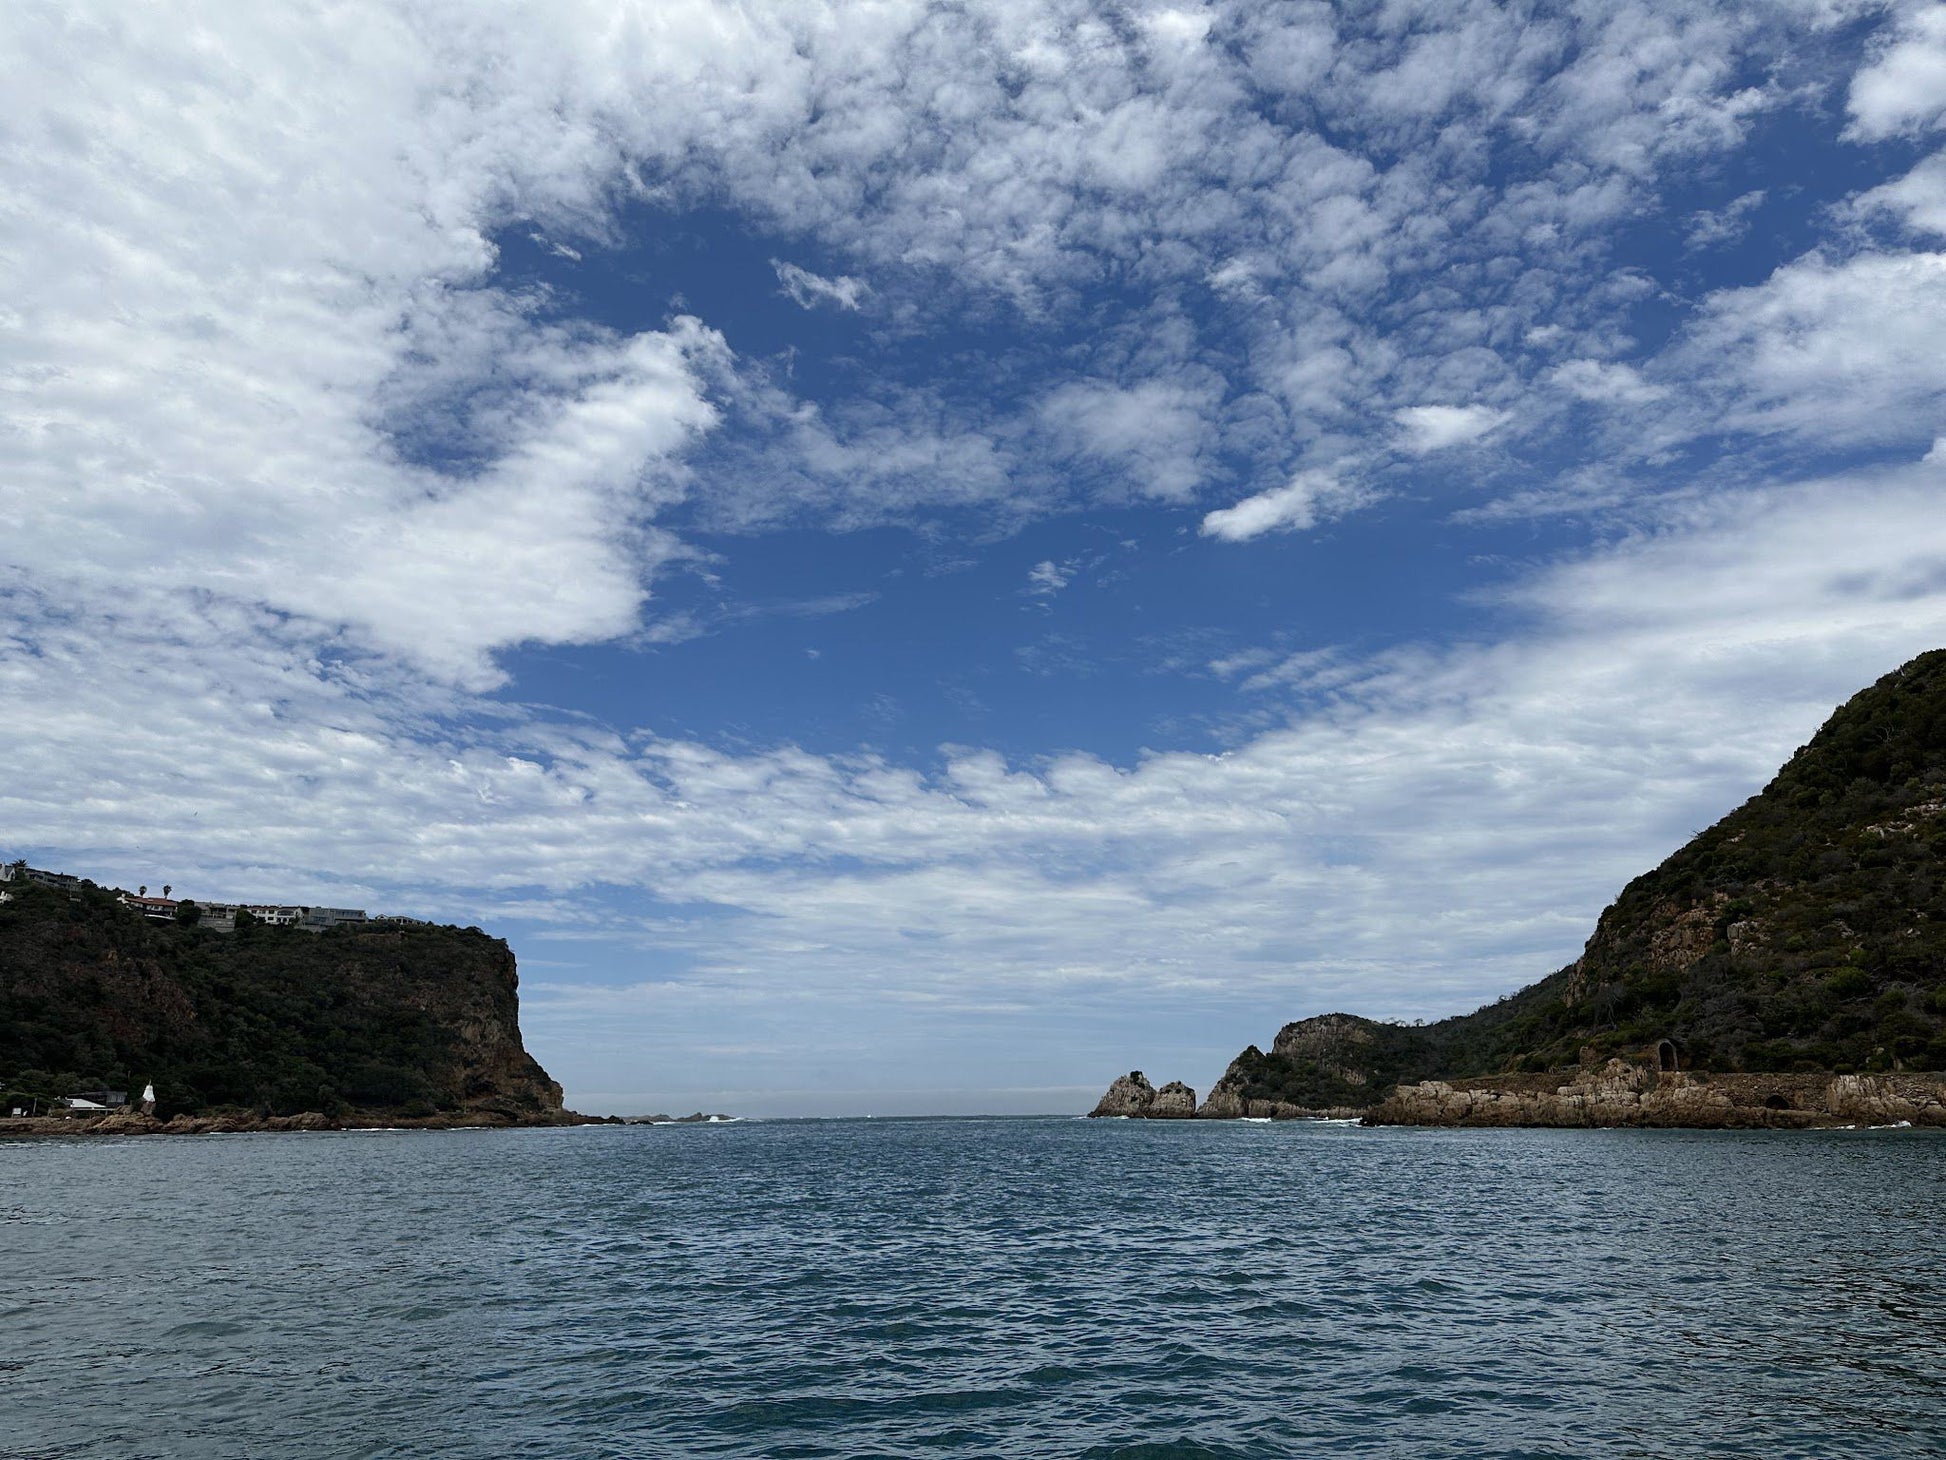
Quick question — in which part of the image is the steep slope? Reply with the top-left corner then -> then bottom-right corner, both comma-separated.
1123,649 -> 1946,1119
0,880 -> 568,1122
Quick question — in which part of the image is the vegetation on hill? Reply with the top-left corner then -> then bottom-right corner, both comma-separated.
1217,649 -> 1946,1108
0,881 -> 563,1119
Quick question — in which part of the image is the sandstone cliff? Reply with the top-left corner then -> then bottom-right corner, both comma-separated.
0,879 -> 570,1124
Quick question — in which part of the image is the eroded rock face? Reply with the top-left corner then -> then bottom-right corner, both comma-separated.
1270,1013 -> 1376,1071
1825,1074 -> 1944,1125
1090,1071 -> 1158,1117
1149,1081 -> 1198,1118
1196,1077 -> 1357,1119
1364,1062 -> 1946,1129
1198,1080 -> 1246,1119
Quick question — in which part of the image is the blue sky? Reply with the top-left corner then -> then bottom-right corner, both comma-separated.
5,2 -> 1946,1114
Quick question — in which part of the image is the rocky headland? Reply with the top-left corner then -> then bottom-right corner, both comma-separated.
1,877 -> 583,1134
1092,649 -> 1946,1130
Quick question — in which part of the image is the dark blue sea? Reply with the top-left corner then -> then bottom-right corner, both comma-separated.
5,1118 -> 1943,1459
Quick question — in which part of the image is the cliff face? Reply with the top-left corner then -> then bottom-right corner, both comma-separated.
1092,649 -> 1946,1125
0,881 -> 567,1122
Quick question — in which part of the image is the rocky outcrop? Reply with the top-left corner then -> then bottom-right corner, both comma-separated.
1090,1071 -> 1158,1116
1198,1087 -> 1363,1119
1824,1073 -> 1946,1125
1364,1061 -> 1946,1129
1088,1072 -> 1197,1118
1197,1080 -> 1246,1119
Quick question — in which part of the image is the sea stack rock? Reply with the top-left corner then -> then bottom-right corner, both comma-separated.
1090,1071 -> 1158,1116
1088,1072 -> 1200,1118
1148,1080 -> 1199,1118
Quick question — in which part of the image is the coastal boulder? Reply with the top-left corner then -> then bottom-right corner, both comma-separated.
1090,1071 -> 1158,1117
1824,1074 -> 1946,1124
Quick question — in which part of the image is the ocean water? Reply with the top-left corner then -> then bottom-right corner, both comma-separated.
4,1118 -> 1943,1459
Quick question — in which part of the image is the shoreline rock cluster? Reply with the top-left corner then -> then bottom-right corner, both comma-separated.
1089,1058 -> 1946,1129
1088,1072 -> 1200,1118
1090,1068 -> 1367,1121
625,1111 -> 737,1125
1364,1062 -> 1946,1129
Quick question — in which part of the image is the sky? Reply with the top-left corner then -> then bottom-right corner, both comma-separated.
4,1 -> 1946,1117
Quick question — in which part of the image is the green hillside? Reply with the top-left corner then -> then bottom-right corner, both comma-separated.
1215,649 -> 1946,1109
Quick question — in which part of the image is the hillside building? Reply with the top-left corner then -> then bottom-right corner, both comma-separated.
2,861 -> 80,891
7,860 -> 369,933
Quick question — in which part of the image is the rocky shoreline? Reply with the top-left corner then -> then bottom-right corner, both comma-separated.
1090,1061 -> 1946,1129
0,1107 -> 609,1138
1365,1063 -> 1946,1129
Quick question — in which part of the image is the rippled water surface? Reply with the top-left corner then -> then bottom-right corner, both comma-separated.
5,1118 -> 1944,1458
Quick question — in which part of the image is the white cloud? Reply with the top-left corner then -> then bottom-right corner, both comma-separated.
1847,5 -> 1946,138
1853,151 -> 1946,237
1549,359 -> 1667,406
1394,403 -> 1512,453
1026,560 -> 1073,596
772,259 -> 869,310
1685,188 -> 1766,249
1038,378 -> 1218,502
0,6 -> 725,689
1672,250 -> 1946,448
2,0 -> 1893,578
1200,468 -> 1370,541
